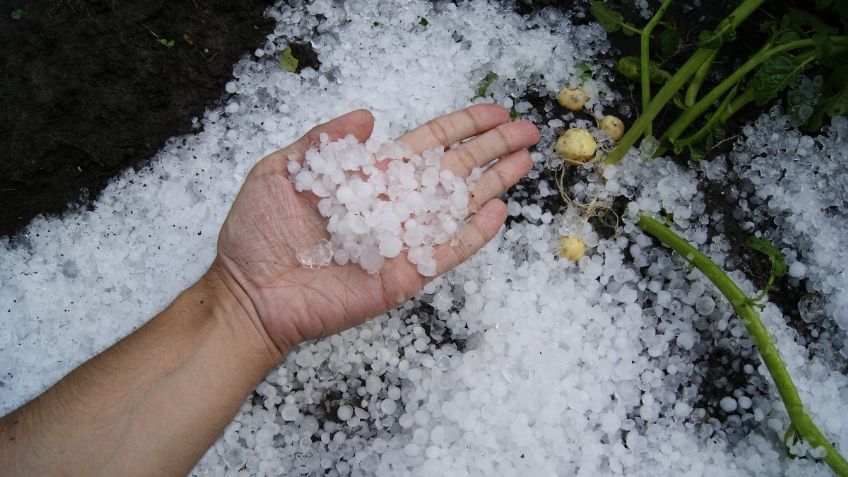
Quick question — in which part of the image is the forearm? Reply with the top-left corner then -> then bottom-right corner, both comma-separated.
0,263 -> 285,477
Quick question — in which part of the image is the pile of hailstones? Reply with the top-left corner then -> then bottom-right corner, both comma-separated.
287,134 -> 478,276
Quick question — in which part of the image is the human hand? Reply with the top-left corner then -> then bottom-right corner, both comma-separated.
213,105 -> 540,357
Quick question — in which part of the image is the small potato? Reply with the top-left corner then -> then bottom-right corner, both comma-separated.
600,115 -> 625,141
555,128 -> 597,165
557,85 -> 589,111
558,236 -> 586,261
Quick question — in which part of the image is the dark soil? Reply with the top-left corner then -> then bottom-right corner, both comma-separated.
0,0 -> 274,237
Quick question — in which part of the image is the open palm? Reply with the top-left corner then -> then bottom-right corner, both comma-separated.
215,105 -> 539,354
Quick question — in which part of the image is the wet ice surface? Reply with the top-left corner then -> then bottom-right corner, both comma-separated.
1,1 -> 846,476
296,239 -> 333,269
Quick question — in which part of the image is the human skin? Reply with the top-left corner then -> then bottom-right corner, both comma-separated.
0,104 -> 539,476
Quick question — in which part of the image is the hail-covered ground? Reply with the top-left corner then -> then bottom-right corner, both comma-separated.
2,1 -> 847,476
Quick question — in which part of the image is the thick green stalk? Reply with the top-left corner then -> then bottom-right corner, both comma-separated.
663,37 -> 848,144
637,213 -> 848,476
719,88 -> 754,122
669,46 -> 821,154
640,0 -> 674,136
685,49 -> 718,107
607,0 -> 765,163
669,86 -> 738,151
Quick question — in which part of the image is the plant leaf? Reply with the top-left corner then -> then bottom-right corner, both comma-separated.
801,66 -> 848,130
471,71 -> 497,100
418,17 -> 429,26
746,236 -> 787,297
575,61 -> 593,81
688,144 -> 706,162
698,26 -> 736,49
750,54 -> 804,106
659,24 -> 680,58
785,9 -> 837,37
10,8 -> 23,20
591,1 -> 637,35
591,1 -> 623,32
280,46 -> 299,73
824,85 -> 848,117
785,9 -> 838,56
617,56 -> 672,83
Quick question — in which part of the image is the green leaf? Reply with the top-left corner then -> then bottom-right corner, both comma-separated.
784,9 -> 838,56
745,236 -> 787,297
688,144 -> 706,162
773,30 -> 802,46
591,1 -> 623,32
698,26 -> 736,49
10,7 -> 23,20
158,38 -> 175,48
785,9 -> 837,37
575,61 -> 593,81
279,46 -> 299,73
418,17 -> 429,26
591,1 -> 637,36
803,66 -> 848,130
659,24 -> 680,58
471,71 -> 497,100
617,56 -> 672,83
666,137 -> 684,155
617,57 -> 639,80
510,108 -> 520,120
750,54 -> 804,106
824,85 -> 848,117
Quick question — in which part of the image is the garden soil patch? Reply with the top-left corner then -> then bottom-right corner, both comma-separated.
0,0 -> 273,237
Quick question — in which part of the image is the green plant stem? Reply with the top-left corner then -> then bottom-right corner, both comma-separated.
622,24 -> 642,36
640,0 -> 674,136
607,0 -> 765,163
662,37 -> 848,145
668,46 -> 823,155
685,49 -> 718,107
637,213 -> 848,477
672,86 -> 738,149
720,88 -> 754,121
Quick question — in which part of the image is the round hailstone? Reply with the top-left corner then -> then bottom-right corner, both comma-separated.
788,261 -> 807,278
673,402 -> 692,418
676,331 -> 696,351
280,403 -> 300,421
337,404 -> 354,422
695,296 -> 716,315
380,398 -> 397,415
290,134 -> 477,277
719,396 -> 738,413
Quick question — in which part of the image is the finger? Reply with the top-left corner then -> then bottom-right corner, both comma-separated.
397,104 -> 510,154
262,109 -> 375,172
443,120 -> 539,178
468,149 -> 533,211
432,199 -> 507,276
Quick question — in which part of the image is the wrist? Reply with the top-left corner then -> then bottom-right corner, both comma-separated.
200,261 -> 289,367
